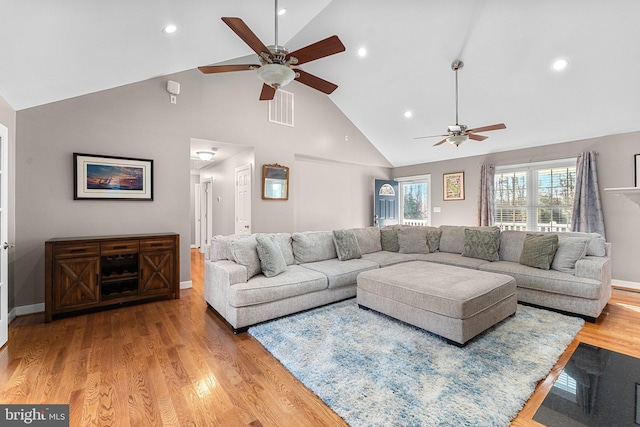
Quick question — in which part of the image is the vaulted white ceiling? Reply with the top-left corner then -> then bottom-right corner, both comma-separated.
2,0 -> 639,167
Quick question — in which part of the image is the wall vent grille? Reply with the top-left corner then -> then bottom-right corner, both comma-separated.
268,90 -> 294,127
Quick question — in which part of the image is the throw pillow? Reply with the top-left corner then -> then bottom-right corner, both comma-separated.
255,234 -> 287,278
397,227 -> 429,254
380,227 -> 400,252
551,236 -> 590,274
230,237 -> 262,280
462,227 -> 501,261
519,234 -> 559,270
332,229 -> 362,261
426,229 -> 442,253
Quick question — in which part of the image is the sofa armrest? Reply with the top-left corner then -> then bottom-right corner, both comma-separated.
575,256 -> 611,283
209,260 -> 248,285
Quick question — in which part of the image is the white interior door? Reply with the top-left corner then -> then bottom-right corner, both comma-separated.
0,124 -> 9,348
235,164 -> 252,235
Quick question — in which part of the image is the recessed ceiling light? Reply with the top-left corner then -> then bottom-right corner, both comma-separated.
552,58 -> 568,71
163,24 -> 177,34
358,47 -> 367,57
278,8 -> 287,15
404,110 -> 413,118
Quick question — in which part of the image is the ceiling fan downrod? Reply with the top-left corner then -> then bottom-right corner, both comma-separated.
452,60 -> 463,126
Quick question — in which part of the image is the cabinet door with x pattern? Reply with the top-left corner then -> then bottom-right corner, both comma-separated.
139,238 -> 175,297
53,247 -> 100,311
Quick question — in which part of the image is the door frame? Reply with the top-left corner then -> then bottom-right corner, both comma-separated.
194,182 -> 201,249
199,178 -> 213,253
0,123 -> 9,348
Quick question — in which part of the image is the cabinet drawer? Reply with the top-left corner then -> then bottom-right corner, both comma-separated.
101,240 -> 139,255
54,242 -> 100,258
140,238 -> 175,251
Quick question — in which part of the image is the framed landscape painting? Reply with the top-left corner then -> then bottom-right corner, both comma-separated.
74,153 -> 153,200
443,172 -> 464,201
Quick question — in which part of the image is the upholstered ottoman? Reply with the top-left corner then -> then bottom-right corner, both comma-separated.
357,261 -> 517,346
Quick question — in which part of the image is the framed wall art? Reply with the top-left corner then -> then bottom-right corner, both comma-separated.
74,153 -> 153,200
443,172 -> 465,201
635,154 -> 639,187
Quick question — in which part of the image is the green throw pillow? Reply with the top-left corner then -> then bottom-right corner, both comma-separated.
332,229 -> 362,261
380,227 -> 400,252
519,234 -> 559,270
255,234 -> 287,277
462,227 -> 500,261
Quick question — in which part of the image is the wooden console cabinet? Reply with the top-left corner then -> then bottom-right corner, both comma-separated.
45,233 -> 180,322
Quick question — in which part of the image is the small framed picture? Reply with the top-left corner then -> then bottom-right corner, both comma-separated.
635,154 -> 640,187
74,153 -> 153,200
443,172 -> 464,201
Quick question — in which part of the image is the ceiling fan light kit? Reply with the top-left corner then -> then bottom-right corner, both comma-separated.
198,0 -> 345,101
415,59 -> 506,147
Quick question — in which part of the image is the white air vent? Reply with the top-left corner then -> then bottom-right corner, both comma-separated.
268,90 -> 294,127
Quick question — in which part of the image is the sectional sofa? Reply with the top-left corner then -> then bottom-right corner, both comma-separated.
204,225 -> 611,333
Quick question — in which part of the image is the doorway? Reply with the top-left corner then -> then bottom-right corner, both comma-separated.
0,123 -> 9,348
199,178 -> 213,253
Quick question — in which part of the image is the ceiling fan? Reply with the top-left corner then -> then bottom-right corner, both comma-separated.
198,0 -> 345,101
415,60 -> 506,147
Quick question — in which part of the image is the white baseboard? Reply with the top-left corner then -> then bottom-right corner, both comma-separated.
180,280 -> 193,289
190,244 -> 198,249
612,279 -> 640,291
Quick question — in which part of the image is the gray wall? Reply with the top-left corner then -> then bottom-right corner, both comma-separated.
0,95 -> 16,310
394,132 -> 640,283
13,68 -> 391,308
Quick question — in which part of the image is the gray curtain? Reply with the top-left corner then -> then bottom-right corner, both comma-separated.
572,151 -> 605,237
476,164 -> 495,226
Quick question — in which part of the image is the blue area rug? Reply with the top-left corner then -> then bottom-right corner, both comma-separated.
249,299 -> 584,427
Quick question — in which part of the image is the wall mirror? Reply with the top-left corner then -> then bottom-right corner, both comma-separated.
262,164 -> 289,200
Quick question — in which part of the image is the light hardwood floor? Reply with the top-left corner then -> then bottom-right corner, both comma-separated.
1,248 -> 639,426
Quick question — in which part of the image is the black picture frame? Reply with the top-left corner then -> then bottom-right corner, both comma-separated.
74,153 -> 153,200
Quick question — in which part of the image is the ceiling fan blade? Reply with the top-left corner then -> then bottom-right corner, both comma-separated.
198,64 -> 258,74
433,138 -> 448,146
414,134 -> 448,140
467,123 -> 506,133
295,69 -> 338,94
259,84 -> 276,101
286,35 -> 346,65
468,133 -> 488,141
221,17 -> 272,58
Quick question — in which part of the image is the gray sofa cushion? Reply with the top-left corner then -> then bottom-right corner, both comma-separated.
352,227 -> 382,254
333,229 -> 362,261
362,251 -> 420,267
479,261 -> 601,299
292,231 -> 338,263
301,258 -> 379,289
256,234 -> 287,278
498,231 -> 527,263
419,252 -> 491,269
230,237 -> 262,280
551,236 -> 589,274
439,225 -> 467,254
519,234 -> 559,270
462,227 -> 500,262
227,265 -> 328,307
397,227 -> 429,254
262,232 -> 295,266
380,227 -> 400,252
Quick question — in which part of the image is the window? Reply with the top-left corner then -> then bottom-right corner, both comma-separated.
494,159 -> 576,232
397,175 -> 431,226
